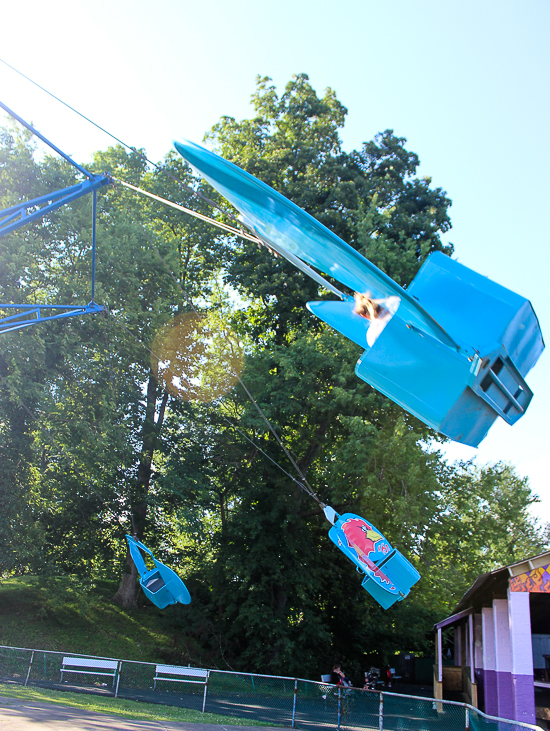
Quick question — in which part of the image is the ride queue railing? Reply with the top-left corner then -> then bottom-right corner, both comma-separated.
0,644 -> 542,731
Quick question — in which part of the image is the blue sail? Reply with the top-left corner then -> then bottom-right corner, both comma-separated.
174,140 -> 456,347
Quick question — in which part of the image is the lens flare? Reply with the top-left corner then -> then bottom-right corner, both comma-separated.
152,311 -> 244,403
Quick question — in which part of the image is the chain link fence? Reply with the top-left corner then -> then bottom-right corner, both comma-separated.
0,645 -> 542,731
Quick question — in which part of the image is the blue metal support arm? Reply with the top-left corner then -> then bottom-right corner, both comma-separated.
0,175 -> 111,238
0,99 -> 94,179
0,101 -> 113,333
0,302 -> 106,334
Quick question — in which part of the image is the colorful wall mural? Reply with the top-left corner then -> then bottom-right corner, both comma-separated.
510,564 -> 550,593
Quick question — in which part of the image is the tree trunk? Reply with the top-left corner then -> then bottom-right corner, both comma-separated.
113,547 -> 139,608
113,372 -> 169,608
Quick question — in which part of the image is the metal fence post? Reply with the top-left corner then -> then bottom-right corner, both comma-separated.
292,678 -> 297,728
202,672 -> 209,713
24,651 -> 34,687
114,661 -> 121,698
6,644 -> 541,731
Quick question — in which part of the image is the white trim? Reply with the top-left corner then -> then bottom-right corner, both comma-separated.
482,606 -> 496,672
493,598 -> 512,674
469,614 -> 475,685
438,627 -> 443,682
508,589 -> 534,676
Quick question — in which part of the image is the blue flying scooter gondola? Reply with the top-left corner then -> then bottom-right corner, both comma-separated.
126,535 -> 191,609
0,100 -> 415,610
323,507 -> 420,610
173,139 -> 544,448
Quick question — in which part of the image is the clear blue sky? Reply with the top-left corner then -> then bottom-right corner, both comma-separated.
1,0 -> 549,520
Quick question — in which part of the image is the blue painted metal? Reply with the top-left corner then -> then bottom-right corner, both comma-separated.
174,139 -> 544,447
324,507 -> 420,610
91,191 -> 98,300
174,139 -> 457,350
0,302 -> 105,335
126,535 -> 191,609
0,100 -> 93,178
0,176 -> 110,238
0,101 -> 111,332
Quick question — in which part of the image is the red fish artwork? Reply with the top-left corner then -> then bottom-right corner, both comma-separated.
326,510 -> 421,609
340,517 -> 394,588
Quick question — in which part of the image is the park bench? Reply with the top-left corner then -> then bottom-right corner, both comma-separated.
60,656 -> 118,687
153,665 -> 209,710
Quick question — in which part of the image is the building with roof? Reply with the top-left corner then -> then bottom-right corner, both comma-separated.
433,551 -> 550,727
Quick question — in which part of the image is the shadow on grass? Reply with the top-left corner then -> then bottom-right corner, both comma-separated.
0,683 -> 277,727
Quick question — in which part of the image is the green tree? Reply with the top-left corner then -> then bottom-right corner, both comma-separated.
160,74 -> 546,677
0,130 -> 227,606
0,121 -> 71,575
423,461 -> 550,608
154,74 -> 457,676
0,76 -> 546,681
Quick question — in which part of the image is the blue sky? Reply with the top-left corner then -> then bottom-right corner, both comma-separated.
1,0 -> 549,520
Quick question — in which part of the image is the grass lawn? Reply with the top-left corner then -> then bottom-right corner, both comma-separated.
0,576 -> 184,662
0,683 -> 276,726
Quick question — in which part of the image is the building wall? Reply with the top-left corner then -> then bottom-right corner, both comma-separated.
508,589 -> 536,724
454,625 -> 462,666
494,598 -> 515,719
474,613 -> 485,710
481,605 -> 497,716
478,594 -> 535,723
437,557 -> 550,722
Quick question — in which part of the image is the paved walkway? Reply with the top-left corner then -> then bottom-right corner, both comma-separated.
0,696 -> 284,731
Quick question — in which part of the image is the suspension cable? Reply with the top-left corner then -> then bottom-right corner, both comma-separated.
100,309 -> 137,534
138,227 -> 323,506
109,310 -> 323,505
0,56 -> 237,223
120,178 -> 346,301
114,178 -> 262,245
0,57 -> 325,506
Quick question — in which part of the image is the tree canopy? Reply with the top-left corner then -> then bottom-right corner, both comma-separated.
0,74 -> 547,679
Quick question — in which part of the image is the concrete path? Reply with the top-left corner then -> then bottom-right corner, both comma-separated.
0,696 -> 284,731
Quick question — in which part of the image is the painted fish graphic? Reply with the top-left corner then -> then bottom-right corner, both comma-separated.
325,507 -> 420,609
340,517 -> 395,588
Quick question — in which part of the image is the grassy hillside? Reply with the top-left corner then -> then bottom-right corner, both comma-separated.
0,577 -> 189,662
